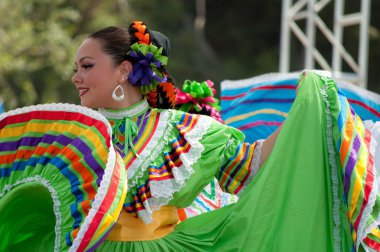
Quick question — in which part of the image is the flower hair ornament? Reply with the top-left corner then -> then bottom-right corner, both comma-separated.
127,21 -> 168,95
175,80 -> 224,123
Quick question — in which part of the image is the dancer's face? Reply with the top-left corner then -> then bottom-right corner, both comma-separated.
72,38 -> 121,108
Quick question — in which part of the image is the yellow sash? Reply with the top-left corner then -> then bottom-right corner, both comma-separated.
106,206 -> 179,241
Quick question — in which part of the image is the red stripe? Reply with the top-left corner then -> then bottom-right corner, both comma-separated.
220,145 -> 247,187
126,112 -> 160,169
198,193 -> 220,209
0,145 -> 98,200
176,114 -> 189,133
150,175 -> 175,181
353,130 -> 374,230
172,142 -> 191,159
234,144 -> 256,194
0,110 -> 110,146
222,85 -> 296,101
363,237 -> 380,251
77,154 -> 123,251
238,121 -> 282,131
347,99 -> 380,118
177,114 -> 199,134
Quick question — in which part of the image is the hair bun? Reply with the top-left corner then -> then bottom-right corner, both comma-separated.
150,30 -> 171,56
128,21 -> 170,56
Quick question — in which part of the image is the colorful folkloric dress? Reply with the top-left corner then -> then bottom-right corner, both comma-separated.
0,72 -> 379,251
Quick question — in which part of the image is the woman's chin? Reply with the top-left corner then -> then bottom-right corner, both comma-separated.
80,99 -> 94,108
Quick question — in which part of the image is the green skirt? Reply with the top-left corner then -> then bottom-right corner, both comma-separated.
97,72 -> 379,251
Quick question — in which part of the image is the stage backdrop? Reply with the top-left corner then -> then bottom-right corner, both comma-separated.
221,72 -> 380,142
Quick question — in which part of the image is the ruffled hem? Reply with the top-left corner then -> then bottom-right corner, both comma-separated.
0,103 -> 126,252
319,75 -> 342,251
318,73 -> 380,251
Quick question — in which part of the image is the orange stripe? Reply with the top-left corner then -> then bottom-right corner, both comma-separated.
183,115 -> 198,134
234,144 -> 255,193
125,112 -> 159,168
3,144 -> 98,199
220,145 -> 247,186
78,152 -> 123,250
340,113 -> 354,166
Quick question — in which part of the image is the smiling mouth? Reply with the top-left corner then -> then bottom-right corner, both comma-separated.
78,88 -> 89,97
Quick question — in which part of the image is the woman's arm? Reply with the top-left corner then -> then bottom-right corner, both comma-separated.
259,124 -> 283,168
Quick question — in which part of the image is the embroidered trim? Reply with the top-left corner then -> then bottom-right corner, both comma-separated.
359,174 -> 379,250
0,176 -> 62,252
320,75 -> 341,252
98,98 -> 149,119
128,111 -> 213,223
357,133 -> 380,250
127,110 -> 173,184
238,139 -> 264,196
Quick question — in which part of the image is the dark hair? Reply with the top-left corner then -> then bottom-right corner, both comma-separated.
88,26 -> 132,66
88,22 -> 176,109
88,25 -> 171,66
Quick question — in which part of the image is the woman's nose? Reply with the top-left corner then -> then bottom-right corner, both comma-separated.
71,71 -> 81,85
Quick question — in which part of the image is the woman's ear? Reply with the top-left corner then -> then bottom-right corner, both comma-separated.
120,60 -> 132,76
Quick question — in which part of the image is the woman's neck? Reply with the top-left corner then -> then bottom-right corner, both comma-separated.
98,98 -> 149,119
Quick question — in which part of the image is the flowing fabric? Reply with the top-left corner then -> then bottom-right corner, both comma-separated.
0,104 -> 127,251
97,72 -> 379,251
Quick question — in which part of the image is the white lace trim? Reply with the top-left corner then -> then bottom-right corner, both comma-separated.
357,132 -> 380,250
128,111 -> 212,223
0,175 -> 62,252
220,72 -> 301,90
359,176 -> 379,250
220,70 -> 330,90
320,75 -> 341,252
127,110 -> 173,184
98,98 -> 149,119
238,139 -> 264,196
70,146 -> 117,251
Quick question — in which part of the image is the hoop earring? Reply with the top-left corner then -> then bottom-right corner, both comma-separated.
112,85 -> 125,101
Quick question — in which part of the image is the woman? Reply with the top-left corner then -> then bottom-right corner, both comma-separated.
0,21 -> 379,251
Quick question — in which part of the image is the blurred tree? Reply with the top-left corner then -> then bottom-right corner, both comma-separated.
0,0 -> 137,110
0,0 -> 80,109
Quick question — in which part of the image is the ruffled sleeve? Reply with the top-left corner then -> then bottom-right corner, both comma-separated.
122,108 -> 263,223
167,110 -> 264,207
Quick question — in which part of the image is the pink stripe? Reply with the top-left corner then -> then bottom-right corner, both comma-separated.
222,85 -> 296,100
238,121 -> 282,131
347,99 -> 380,118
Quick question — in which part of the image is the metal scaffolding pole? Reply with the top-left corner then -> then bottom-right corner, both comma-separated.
279,0 -> 371,88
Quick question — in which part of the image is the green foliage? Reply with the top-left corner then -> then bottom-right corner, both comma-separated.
0,0 -> 80,109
